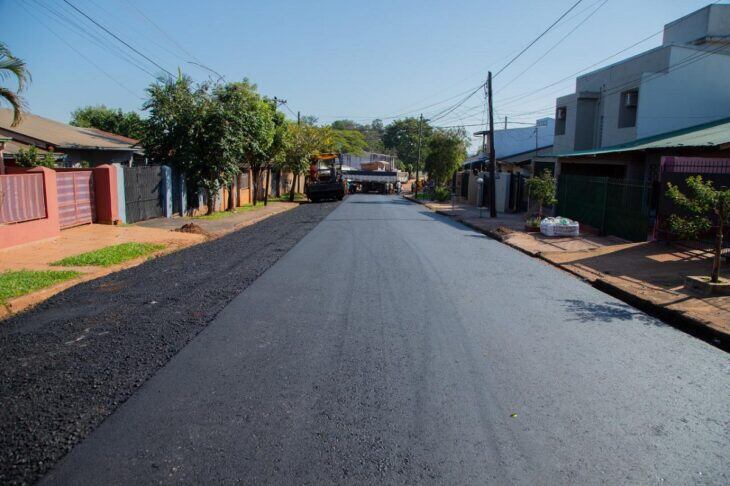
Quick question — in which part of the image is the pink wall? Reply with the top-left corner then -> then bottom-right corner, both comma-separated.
0,166 -> 61,250
92,165 -> 119,224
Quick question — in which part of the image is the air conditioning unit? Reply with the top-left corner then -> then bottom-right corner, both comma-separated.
625,91 -> 638,107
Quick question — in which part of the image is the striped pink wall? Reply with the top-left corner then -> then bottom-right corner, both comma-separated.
0,173 -> 47,224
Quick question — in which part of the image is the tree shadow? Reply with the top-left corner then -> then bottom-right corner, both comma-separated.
562,299 -> 661,326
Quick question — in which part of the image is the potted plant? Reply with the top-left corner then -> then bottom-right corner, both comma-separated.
666,175 -> 730,295
525,169 -> 557,232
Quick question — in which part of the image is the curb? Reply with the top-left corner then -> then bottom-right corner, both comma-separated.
404,195 -> 729,351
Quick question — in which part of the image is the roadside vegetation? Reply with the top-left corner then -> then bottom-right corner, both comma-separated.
0,270 -> 80,304
50,242 -> 165,267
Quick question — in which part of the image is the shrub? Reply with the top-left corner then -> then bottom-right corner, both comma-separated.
434,186 -> 450,202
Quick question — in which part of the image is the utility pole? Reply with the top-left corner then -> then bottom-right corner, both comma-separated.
415,113 -> 424,198
297,110 -> 301,125
504,116 -> 508,130
487,72 -> 497,218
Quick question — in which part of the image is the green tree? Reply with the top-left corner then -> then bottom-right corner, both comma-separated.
212,81 -> 276,206
525,169 -> 558,220
383,117 -> 432,177
70,105 -> 145,139
328,128 -> 367,155
423,128 -> 467,186
276,122 -> 325,201
666,175 -> 730,283
330,119 -> 385,152
15,146 -> 56,168
143,73 -> 237,214
0,42 -> 30,127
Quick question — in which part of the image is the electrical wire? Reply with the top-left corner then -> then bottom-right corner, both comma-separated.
62,0 -> 174,77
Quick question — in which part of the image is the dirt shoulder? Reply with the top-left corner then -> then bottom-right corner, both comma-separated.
0,201 -> 339,485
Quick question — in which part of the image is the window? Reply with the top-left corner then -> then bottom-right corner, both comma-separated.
555,106 -> 567,135
618,89 -> 638,128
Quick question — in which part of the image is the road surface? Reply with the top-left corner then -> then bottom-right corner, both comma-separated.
43,195 -> 729,485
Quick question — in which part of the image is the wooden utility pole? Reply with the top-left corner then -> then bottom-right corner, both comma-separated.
415,114 -> 424,198
504,116 -> 508,130
487,72 -> 497,218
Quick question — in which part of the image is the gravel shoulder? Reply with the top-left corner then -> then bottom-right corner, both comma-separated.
0,201 -> 338,485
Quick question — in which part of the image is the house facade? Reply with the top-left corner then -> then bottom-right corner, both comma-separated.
0,109 -> 142,168
554,4 -> 730,181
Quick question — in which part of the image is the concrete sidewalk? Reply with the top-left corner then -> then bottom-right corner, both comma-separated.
135,201 -> 297,236
406,195 -> 730,349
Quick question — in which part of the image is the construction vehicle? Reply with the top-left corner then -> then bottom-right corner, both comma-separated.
305,153 -> 346,203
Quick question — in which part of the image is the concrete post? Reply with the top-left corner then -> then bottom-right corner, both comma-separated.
161,165 -> 173,217
113,163 -> 127,224
179,172 -> 187,216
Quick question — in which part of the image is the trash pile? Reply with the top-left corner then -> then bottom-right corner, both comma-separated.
540,217 -> 580,237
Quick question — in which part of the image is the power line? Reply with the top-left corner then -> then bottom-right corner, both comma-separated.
503,41 -> 730,119
493,0 -> 584,78
497,0 -> 608,93
30,0 -> 158,77
17,0 -> 143,99
62,0 -> 174,77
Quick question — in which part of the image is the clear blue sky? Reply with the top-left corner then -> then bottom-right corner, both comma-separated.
1,0 -> 722,134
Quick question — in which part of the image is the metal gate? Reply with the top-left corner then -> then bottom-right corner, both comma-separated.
56,171 -> 95,229
124,166 -> 164,223
508,173 -> 527,213
557,174 -> 652,241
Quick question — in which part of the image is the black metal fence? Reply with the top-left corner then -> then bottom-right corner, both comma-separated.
124,166 -> 165,223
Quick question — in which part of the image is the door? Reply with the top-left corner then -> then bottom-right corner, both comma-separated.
56,171 -> 96,229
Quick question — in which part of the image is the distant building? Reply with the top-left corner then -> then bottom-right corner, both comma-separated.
463,117 -> 555,175
554,3 -> 730,181
0,109 -> 143,167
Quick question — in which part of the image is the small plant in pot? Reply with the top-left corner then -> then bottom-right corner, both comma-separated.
525,169 -> 557,231
524,216 -> 542,232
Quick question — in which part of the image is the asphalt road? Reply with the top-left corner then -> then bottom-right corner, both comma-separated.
42,195 -> 729,485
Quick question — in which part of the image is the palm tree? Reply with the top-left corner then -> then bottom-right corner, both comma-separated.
0,42 -> 30,127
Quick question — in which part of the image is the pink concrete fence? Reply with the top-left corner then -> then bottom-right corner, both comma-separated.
0,173 -> 47,224
0,165 -> 119,250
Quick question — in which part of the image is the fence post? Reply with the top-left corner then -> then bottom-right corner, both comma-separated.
179,172 -> 187,216
161,165 -> 173,218
600,177 -> 609,236
113,163 -> 127,224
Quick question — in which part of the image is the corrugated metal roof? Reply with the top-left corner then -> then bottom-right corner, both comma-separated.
557,117 -> 730,157
0,109 -> 141,151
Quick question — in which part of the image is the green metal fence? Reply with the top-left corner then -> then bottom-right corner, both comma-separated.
557,175 -> 651,242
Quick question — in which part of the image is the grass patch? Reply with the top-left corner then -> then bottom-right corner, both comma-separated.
193,204 -> 267,220
51,242 -> 166,267
0,270 -> 80,304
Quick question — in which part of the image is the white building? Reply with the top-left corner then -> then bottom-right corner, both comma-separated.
553,3 -> 730,178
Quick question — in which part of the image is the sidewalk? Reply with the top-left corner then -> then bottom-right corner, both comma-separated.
135,201 -> 297,236
0,224 -> 203,317
406,194 -> 730,348
1,202 -> 299,318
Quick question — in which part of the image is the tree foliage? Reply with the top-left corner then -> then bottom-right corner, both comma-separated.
142,74 -> 239,213
666,175 -> 730,283
0,42 -> 30,127
330,119 -> 385,152
276,122 -> 327,200
526,169 -> 558,219
70,105 -> 145,140
382,117 -> 433,175
423,128 -> 467,186
15,145 -> 56,168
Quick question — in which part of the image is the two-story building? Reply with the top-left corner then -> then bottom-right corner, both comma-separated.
554,4 -> 730,181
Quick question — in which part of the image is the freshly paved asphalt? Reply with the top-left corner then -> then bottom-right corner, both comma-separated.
43,195 -> 729,485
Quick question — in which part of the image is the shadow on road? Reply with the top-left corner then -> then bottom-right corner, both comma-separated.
562,299 -> 661,325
